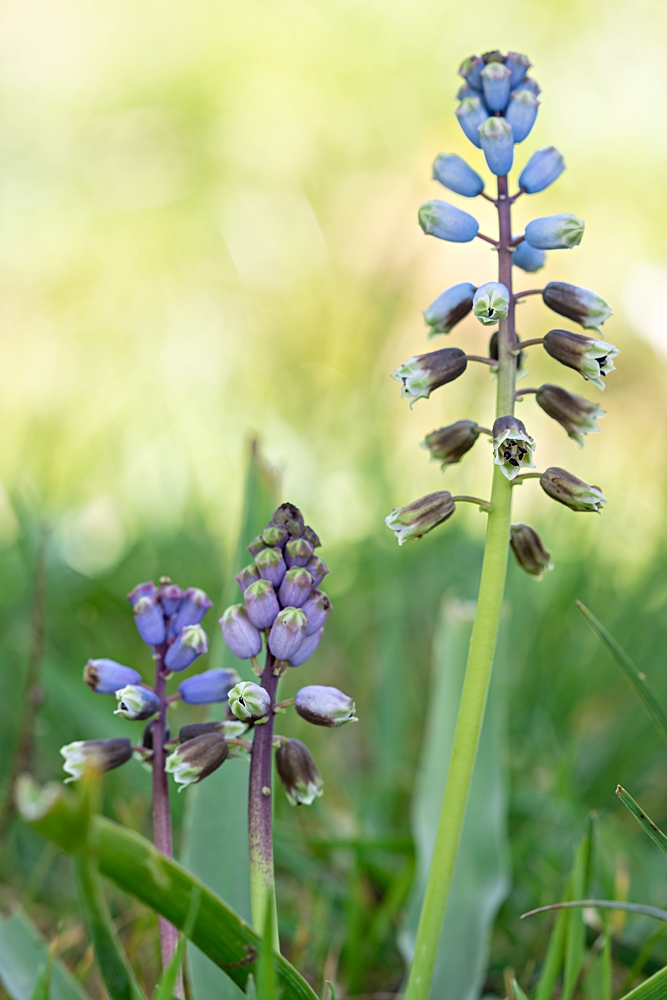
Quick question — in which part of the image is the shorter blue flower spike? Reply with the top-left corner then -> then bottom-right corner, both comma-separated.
481,62 -> 512,111
505,90 -> 539,143
84,659 -> 141,694
455,97 -> 488,148
418,201 -> 479,243
519,147 -> 565,193
525,214 -> 584,250
179,668 -> 240,705
458,55 -> 484,91
505,52 -> 531,88
432,154 -> 484,198
479,118 -> 514,176
164,624 -> 208,672
423,282 -> 476,338
512,240 -> 546,272
133,595 -> 166,646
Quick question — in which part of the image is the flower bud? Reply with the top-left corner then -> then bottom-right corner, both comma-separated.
114,684 -> 161,721
473,282 -> 510,326
178,719 -> 248,743
305,555 -> 329,588
421,420 -> 481,470
60,738 -> 132,783
178,668 -> 240,705
458,55 -> 484,91
285,538 -> 314,568
295,686 -> 357,727
540,467 -> 607,513
505,52 -> 531,88
244,579 -> 281,629
493,416 -> 536,481
166,733 -> 228,790
543,329 -> 618,390
219,605 -> 263,659
288,627 -> 324,667
518,147 -> 565,194
255,546 -> 287,587
171,587 -> 213,635
524,214 -> 584,250
278,567 -> 314,609
262,524 -> 289,548
247,535 -> 266,556
510,524 -> 552,578
303,525 -> 321,549
301,590 -> 332,636
542,282 -> 612,330
133,595 -> 166,646
454,97 -> 488,148
84,659 -> 141,694
228,681 -> 271,722
276,739 -> 324,806
504,89 -> 539,143
142,718 -> 171,750
489,331 -> 527,380
418,200 -> 479,243
512,240 -> 546,272
385,492 -> 456,545
513,76 -> 540,96
391,348 -> 468,405
432,154 -> 484,198
423,282 -> 476,338
157,583 -> 184,617
479,118 -> 514,177
269,502 -> 305,537
481,61 -> 511,111
164,624 -> 208,672
127,581 -> 156,607
236,563 -> 260,594
268,607 -> 307,661
535,384 -> 605,446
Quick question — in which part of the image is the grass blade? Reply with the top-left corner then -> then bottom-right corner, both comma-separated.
511,979 -> 529,1000
152,890 -> 200,1000
616,786 -> 667,855
522,900 -> 667,924
577,602 -> 667,748
0,908 -> 89,1000
617,965 -> 667,1000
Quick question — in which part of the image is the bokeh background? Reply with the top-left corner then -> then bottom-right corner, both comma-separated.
2,0 -> 667,996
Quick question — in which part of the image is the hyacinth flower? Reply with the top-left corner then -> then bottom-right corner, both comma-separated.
218,502 -> 355,946
388,49 -> 619,1000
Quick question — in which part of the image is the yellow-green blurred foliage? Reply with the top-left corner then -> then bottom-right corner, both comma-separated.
0,0 -> 665,574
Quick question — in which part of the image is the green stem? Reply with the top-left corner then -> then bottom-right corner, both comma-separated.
405,173 -> 517,1000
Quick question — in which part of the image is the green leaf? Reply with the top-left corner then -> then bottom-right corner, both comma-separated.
29,938 -> 54,1000
617,965 -> 667,1000
152,890 -> 200,1000
617,786 -> 667,855
398,597 -> 510,1000
577,602 -> 667,747
511,979 -> 529,1000
562,820 -> 595,1000
322,984 -> 338,1000
0,908 -> 89,1000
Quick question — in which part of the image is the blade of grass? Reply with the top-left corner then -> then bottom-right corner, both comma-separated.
616,786 -> 667,855
29,937 -> 55,1000
511,979 -> 529,1000
562,818 -> 596,1000
522,900 -> 667,924
617,964 -> 667,1000
0,908 -> 89,1000
152,890 -> 200,1000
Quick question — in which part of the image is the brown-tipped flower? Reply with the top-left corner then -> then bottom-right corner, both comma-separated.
276,739 -> 324,806
60,738 -> 132,784
391,348 -> 468,405
165,733 -> 229,790
540,467 -> 607,512
510,524 -> 553,579
422,420 -> 482,471
542,282 -> 612,330
385,492 -> 456,545
492,416 -> 536,481
535,384 -> 605,447
270,503 -> 305,537
543,329 -> 619,391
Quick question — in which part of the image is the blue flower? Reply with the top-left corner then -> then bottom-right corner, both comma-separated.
519,147 -> 565,193
432,154 -> 484,198
479,118 -> 514,176
525,214 -> 584,250
505,90 -> 539,143
418,200 -> 479,242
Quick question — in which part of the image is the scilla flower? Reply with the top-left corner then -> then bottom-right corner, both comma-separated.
84,659 -> 141,694
421,420 -> 482,470
543,329 -> 619,390
432,154 -> 484,198
473,282 -> 510,326
540,467 -> 607,512
391,349 -> 468,405
60,738 -> 132,783
228,681 -> 271,723
418,200 -> 479,242
492,416 -> 536,481
275,739 -> 324,806
295,686 -> 357,727
524,214 -> 584,250
534,384 -> 605,446
166,733 -> 229,790
518,147 -> 565,193
423,282 -> 476,337
479,117 -> 514,176
542,282 -> 612,329
385,492 -> 456,545
510,524 -> 553,578
114,685 -> 160,721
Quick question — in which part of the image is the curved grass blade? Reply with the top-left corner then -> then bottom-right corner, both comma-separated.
576,602 -> 667,747
617,964 -> 667,1000
522,900 -> 667,924
616,786 -> 667,855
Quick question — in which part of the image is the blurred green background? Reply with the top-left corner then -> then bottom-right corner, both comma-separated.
2,0 -> 667,996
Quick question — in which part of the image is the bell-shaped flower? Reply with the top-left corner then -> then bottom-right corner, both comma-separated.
301,590 -> 332,636
418,200 -> 479,242
391,348 -> 468,405
157,583 -> 184,617
304,554 -> 329,588
268,608 -> 307,661
479,118 -> 514,176
423,282 -> 476,338
513,240 -> 546,272
219,605 -> 263,659
269,502 -> 305,535
385,491 -> 456,545
535,384 -> 605,446
178,668 -> 240,705
481,61 -> 512,111
288,627 -> 324,667
525,214 -> 584,250
244,579 -> 281,629
114,684 -> 160,721
228,680 -> 271,722
473,282 -> 510,327
166,733 -> 228,790
454,97 -> 488,148
295,685 -> 357,727
255,546 -> 287,587
164,624 -> 208,672
518,147 -> 565,193
432,154 -> 484,198
132,595 -> 165,646
303,525 -> 321,549
543,329 -> 619,390
510,524 -> 553,578
492,416 -> 536,480
178,719 -> 248,743
458,55 -> 484,91
84,659 -> 141,694
278,568 -> 314,609
540,467 -> 607,512
504,90 -> 539,142
170,588 -> 212,635
276,739 -> 324,806
505,52 -> 531,88
542,281 -> 612,329
422,420 -> 482,470
60,738 -> 132,783
236,563 -> 260,594
127,581 -> 156,607
285,538 -> 314,568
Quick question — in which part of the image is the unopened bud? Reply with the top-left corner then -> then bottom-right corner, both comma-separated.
540,467 -> 607,513
455,97 -> 488,148
178,668 -> 240,705
432,154 -> 484,198
535,384 -> 605,446
505,52 -> 531,88
127,581 -> 156,607
285,537 -> 314,568
458,55 -> 484,92
525,213 -> 584,250
164,624 -> 208,672
504,89 -> 539,143
179,719 -> 247,743
84,659 -> 141,694
392,348 -> 468,405
236,563 -> 260,594
60,738 -> 132,783
219,605 -> 263,660
479,117 -> 514,177
543,329 -> 619,390
518,147 -> 565,194
422,420 -> 481,470
305,555 -> 329,588
132,595 -> 166,646
473,282 -> 510,327
244,579 -> 281,629
166,733 -> 228,790
513,76 -> 541,97
303,525 -> 321,549
418,200 -> 479,243
385,492 -> 456,545
295,685 -> 357,727
278,567 -> 314,609
512,240 -> 546,272
228,681 -> 271,722
510,524 -> 553,578
268,607 -> 307,661
301,590 -> 332,636
158,583 -> 184,617
270,503 -> 305,536
276,739 -> 324,806
170,588 -> 213,637
481,61 -> 511,111
262,524 -> 289,548
493,416 -> 536,481
247,535 -> 266,556
114,684 -> 160,720
142,718 -> 171,750
255,546 -> 287,587
423,282 -> 476,338
288,627 -> 324,667
543,282 -> 612,330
